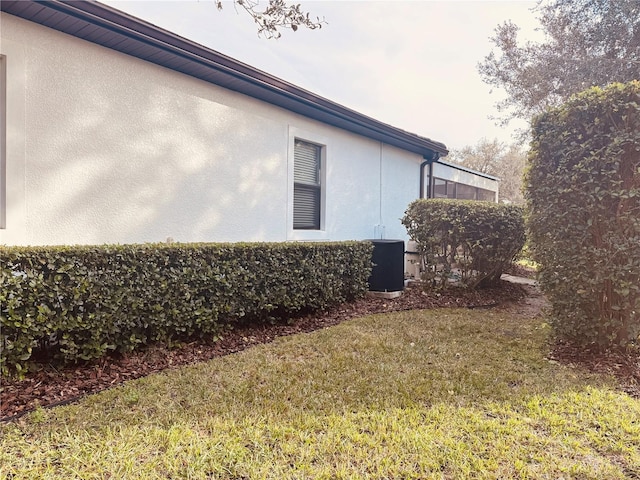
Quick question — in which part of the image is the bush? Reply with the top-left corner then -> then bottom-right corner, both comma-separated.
402,199 -> 525,289
0,241 -> 373,376
526,81 -> 640,350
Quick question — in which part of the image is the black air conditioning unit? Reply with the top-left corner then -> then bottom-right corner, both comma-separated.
366,239 -> 404,293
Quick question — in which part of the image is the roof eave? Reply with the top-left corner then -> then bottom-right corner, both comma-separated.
0,0 -> 449,157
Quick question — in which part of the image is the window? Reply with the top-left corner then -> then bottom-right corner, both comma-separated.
433,178 -> 447,198
456,183 -> 477,200
293,139 -> 322,229
432,177 -> 496,202
433,178 -> 456,199
477,188 -> 495,202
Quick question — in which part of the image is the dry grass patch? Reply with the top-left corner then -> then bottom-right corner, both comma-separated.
1,309 -> 639,479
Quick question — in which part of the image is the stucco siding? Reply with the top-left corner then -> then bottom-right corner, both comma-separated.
381,144 -> 420,240
0,13 -> 422,246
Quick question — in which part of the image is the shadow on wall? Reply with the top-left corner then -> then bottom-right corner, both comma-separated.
24,40 -> 288,245
322,141 -> 381,240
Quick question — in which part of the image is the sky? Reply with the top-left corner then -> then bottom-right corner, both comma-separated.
102,0 -> 543,152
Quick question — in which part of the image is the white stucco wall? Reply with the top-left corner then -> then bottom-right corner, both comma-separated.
0,12 -> 422,246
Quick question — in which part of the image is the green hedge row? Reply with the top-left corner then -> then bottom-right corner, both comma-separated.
402,199 -> 525,289
1,241 -> 373,376
526,81 -> 640,350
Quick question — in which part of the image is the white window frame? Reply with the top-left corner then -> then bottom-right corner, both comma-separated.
293,139 -> 322,229
287,127 -> 328,241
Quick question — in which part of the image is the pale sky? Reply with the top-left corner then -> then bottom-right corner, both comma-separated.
102,0 -> 542,152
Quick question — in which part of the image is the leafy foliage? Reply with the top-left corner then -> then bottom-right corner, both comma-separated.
0,241 -> 372,376
526,81 -> 640,350
479,0 -> 640,126
216,0 -> 325,39
402,199 -> 525,289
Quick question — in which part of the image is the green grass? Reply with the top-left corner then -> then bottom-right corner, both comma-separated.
1,309 -> 639,479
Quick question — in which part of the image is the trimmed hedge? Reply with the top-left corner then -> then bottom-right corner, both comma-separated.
526,81 -> 640,350
402,199 -> 525,289
1,241 -> 373,376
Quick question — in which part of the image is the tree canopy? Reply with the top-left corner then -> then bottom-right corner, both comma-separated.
217,0 -> 324,39
479,0 -> 640,126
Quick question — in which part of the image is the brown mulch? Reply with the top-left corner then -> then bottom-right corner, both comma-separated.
499,285 -> 640,399
549,342 -> 640,399
1,281 -> 638,423
0,282 -> 524,422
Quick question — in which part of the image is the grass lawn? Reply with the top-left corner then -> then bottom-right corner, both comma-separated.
1,308 -> 638,479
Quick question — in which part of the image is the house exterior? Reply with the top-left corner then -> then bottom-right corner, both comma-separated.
430,161 -> 498,202
0,1 -> 497,247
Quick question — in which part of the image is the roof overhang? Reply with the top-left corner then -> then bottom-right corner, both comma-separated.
1,0 -> 449,158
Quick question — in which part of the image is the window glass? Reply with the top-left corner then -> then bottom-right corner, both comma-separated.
433,178 -> 448,198
477,188 -> 495,202
446,181 -> 456,199
293,140 -> 321,229
455,183 -> 476,200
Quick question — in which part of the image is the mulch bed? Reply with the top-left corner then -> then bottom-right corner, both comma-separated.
1,281 -> 638,422
549,342 -> 640,399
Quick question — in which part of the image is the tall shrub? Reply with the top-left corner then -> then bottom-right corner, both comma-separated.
526,81 -> 640,350
402,199 -> 525,289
